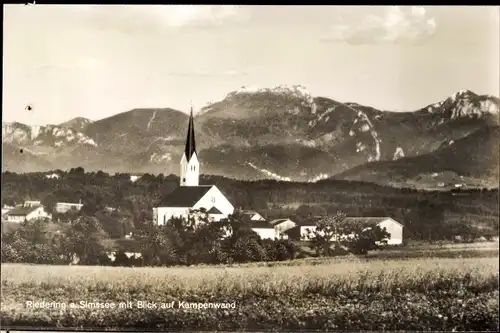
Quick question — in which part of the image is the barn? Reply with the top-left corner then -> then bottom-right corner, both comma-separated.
344,217 -> 404,245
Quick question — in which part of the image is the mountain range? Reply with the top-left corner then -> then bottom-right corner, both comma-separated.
2,85 -> 499,188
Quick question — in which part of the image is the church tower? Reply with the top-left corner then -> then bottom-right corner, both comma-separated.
180,107 -> 199,186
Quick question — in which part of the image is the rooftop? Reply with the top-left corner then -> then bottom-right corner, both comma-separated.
7,205 -> 42,216
344,217 -> 394,226
270,218 -> 295,225
242,210 -> 260,215
207,206 -> 223,215
296,216 -> 397,227
157,185 -> 213,207
248,220 -> 273,229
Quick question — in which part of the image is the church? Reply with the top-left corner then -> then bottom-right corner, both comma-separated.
153,108 -> 235,225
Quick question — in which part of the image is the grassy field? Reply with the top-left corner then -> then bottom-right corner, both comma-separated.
1,255 -> 499,331
297,240 -> 499,261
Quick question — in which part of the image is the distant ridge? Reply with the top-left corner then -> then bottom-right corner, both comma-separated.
2,86 -> 499,189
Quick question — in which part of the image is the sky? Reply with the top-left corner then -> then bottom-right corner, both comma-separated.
3,5 -> 499,125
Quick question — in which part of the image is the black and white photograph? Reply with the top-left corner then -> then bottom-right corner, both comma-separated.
1,4 -> 499,331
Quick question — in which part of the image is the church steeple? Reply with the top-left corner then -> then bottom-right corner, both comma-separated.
184,107 -> 196,160
180,105 -> 199,187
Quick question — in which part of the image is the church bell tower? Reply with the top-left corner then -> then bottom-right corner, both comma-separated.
180,107 -> 199,186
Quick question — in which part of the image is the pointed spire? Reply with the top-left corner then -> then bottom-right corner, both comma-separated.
184,104 -> 196,161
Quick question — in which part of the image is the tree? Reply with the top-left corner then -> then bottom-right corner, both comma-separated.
113,250 -> 131,267
41,193 -> 58,215
343,222 -> 391,254
1,231 -> 30,263
95,209 -> 135,239
262,238 -> 298,261
185,213 -> 230,265
1,219 -> 71,264
305,211 -> 346,256
220,213 -> 268,263
65,216 -> 111,265
137,222 -> 171,266
449,221 -> 481,243
296,204 -> 326,220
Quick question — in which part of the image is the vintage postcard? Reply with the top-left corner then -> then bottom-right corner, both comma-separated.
2,5 -> 499,331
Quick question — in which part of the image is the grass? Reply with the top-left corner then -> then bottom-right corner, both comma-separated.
1,256 -> 499,331
297,240 -> 499,261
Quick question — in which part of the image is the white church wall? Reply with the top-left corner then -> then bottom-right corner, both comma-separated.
193,186 -> 234,218
155,207 -> 190,226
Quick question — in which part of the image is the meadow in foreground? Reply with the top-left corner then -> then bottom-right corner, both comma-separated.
1,257 -> 498,331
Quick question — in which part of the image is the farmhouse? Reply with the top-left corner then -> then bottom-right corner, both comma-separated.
284,216 -> 404,245
270,218 -> 297,239
55,201 -> 83,213
248,220 -> 275,240
344,217 -> 404,245
153,108 -> 235,225
5,204 -> 52,223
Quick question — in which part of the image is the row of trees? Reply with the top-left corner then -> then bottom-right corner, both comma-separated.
1,210 -> 393,266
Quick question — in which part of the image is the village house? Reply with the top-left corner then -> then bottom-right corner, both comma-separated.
55,200 -> 84,213
270,218 -> 297,239
5,204 -> 52,223
153,108 -> 235,225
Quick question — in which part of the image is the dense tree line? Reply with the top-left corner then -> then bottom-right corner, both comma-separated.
1,169 -> 498,243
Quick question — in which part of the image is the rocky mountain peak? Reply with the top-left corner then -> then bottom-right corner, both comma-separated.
59,117 -> 93,132
425,90 -> 499,120
2,122 -> 97,148
225,84 -> 315,106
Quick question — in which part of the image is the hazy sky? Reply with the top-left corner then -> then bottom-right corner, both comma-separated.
3,5 -> 499,125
